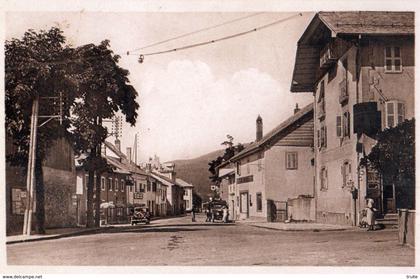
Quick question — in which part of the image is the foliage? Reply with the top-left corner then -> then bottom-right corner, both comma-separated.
361,118 -> 415,209
208,135 -> 244,183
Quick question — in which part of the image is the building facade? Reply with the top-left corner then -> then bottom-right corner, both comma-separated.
290,11 -> 414,225
227,105 -> 315,222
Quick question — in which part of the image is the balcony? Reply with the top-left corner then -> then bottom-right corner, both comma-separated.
320,45 -> 338,69
339,79 -> 348,105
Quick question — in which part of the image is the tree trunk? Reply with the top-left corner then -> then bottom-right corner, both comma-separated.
86,164 -> 95,228
34,153 -> 45,234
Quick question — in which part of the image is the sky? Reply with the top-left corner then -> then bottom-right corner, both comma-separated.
6,11 -> 315,162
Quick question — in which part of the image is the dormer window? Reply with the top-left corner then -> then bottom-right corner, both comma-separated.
385,46 -> 402,73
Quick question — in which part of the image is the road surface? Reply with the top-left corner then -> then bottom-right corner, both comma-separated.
7,214 -> 414,266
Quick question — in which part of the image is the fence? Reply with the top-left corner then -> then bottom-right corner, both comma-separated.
267,200 -> 288,222
398,209 -> 415,247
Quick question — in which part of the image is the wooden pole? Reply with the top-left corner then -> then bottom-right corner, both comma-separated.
23,94 -> 39,235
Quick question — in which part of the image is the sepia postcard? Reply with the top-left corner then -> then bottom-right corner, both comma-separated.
1,1 -> 418,278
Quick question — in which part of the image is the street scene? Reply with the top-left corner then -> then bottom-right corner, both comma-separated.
3,7 -> 416,271
7,214 -> 414,266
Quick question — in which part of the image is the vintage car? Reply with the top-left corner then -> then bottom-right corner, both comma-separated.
130,206 -> 151,225
211,200 -> 228,221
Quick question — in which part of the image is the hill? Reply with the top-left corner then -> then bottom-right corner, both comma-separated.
170,149 -> 225,201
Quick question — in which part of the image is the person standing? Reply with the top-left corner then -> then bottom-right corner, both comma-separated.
222,205 -> 229,223
191,206 -> 196,222
366,198 -> 376,231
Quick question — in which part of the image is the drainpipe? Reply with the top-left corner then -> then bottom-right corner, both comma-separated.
355,34 -> 362,227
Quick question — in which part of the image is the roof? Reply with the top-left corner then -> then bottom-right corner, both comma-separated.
176,178 -> 194,188
150,172 -> 174,186
292,12 -> 414,92
105,141 -> 148,175
106,156 -> 131,175
218,168 -> 235,178
230,103 -> 314,162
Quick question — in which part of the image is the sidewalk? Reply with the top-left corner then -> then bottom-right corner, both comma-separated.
6,226 -> 117,245
237,219 -> 354,231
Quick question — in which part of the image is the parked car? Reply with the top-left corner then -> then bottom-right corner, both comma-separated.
211,200 -> 228,221
130,207 -> 150,225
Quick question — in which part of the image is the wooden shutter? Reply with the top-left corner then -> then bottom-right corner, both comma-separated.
336,116 -> 342,137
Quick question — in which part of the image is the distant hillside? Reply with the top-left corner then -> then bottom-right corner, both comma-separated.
170,149 -> 225,201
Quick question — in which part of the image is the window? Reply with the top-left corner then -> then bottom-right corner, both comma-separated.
317,80 -> 326,118
318,125 -> 327,149
85,175 -> 89,190
385,46 -> 402,72
121,180 -> 125,192
101,177 -> 105,191
385,100 -> 406,128
342,161 -> 352,188
320,167 -> 328,191
147,181 -> 151,192
285,152 -> 298,170
115,179 -> 119,192
343,111 -> 351,138
236,161 -> 241,176
256,193 -> 262,212
108,178 -> 113,191
152,182 -> 157,192
336,116 -> 342,137
140,183 -> 145,193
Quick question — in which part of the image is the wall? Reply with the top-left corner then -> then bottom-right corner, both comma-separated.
314,46 -> 359,226
265,146 -> 314,202
236,152 -> 266,220
287,196 -> 315,221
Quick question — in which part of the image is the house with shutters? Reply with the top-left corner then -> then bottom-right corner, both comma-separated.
228,104 -> 315,222
290,11 -> 414,225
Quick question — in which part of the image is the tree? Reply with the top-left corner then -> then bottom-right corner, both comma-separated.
361,118 -> 415,209
6,27 -> 79,234
70,40 -> 139,227
208,135 -> 245,183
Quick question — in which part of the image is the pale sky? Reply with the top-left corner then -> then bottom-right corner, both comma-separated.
6,11 -> 315,162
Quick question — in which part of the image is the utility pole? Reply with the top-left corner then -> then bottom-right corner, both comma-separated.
23,94 -> 39,235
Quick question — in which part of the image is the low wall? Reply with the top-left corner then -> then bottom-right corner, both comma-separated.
287,196 -> 315,221
398,209 -> 415,247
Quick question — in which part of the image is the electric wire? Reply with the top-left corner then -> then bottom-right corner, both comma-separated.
137,13 -> 302,60
128,12 -> 266,53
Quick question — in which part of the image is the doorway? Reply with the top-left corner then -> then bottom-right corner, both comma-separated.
382,184 -> 396,213
240,192 -> 249,218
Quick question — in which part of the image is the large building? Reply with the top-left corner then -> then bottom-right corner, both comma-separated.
227,104 -> 315,222
6,136 -> 77,235
290,11 -> 414,225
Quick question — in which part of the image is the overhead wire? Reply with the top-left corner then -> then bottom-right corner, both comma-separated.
127,12 -> 266,54
136,13 -> 302,62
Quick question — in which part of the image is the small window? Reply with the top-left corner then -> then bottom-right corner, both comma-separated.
101,177 -> 105,191
384,46 -> 402,72
319,125 -> 327,149
336,115 -> 342,138
108,178 -> 113,191
342,161 -> 352,188
140,183 -> 145,193
256,193 -> 262,212
237,161 -> 241,176
121,180 -> 125,192
85,175 -> 89,190
285,152 -> 298,170
320,167 -> 328,191
115,179 -> 119,192
343,111 -> 351,138
385,101 -> 406,128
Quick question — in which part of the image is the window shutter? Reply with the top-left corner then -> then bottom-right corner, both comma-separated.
324,126 -> 327,148
386,102 -> 395,127
397,102 -> 405,124
336,116 -> 342,137
317,130 -> 321,149
325,169 -> 328,189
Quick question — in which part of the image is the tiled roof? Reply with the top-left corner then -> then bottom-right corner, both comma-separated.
230,103 -> 314,161
176,178 -> 194,188
318,11 -> 414,35
106,156 -> 131,174
150,172 -> 174,186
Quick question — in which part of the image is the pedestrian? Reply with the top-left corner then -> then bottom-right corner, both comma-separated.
191,206 -> 196,222
366,198 -> 376,231
222,205 -> 229,223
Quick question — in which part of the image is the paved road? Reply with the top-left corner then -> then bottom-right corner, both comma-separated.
7,214 -> 414,266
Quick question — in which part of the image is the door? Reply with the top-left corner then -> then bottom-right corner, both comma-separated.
383,184 -> 396,213
240,192 -> 249,218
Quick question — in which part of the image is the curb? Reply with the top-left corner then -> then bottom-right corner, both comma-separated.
6,226 -> 115,245
248,224 -> 349,232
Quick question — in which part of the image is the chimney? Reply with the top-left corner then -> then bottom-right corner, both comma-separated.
256,115 -> 263,141
294,103 -> 300,114
126,147 -> 132,163
115,138 -> 121,151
